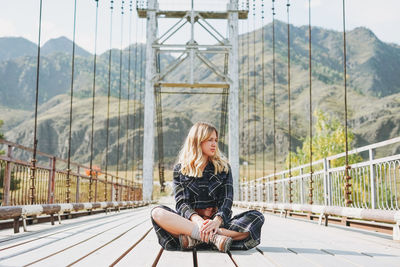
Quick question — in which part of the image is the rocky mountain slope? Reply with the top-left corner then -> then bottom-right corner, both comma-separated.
1,21 -> 400,168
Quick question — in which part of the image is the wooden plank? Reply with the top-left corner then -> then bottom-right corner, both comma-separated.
114,229 -> 161,266
255,210 -> 400,267
0,206 -> 149,244
0,208 -> 149,249
323,248 -> 400,267
257,246 -> 317,267
286,247 -> 351,267
196,250 -> 235,266
230,248 -> 276,266
157,250 -> 194,266
0,210 -> 149,266
36,220 -> 153,266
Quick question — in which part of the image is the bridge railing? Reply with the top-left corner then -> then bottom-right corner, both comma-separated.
240,136 -> 400,211
0,139 -> 142,206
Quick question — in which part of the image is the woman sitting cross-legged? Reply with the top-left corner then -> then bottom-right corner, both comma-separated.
151,122 -> 264,252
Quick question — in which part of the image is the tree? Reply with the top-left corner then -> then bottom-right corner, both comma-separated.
287,109 -> 361,170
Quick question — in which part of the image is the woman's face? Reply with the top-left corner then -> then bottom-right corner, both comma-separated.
201,130 -> 218,158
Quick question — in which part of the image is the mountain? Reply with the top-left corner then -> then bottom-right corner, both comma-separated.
0,43 -> 154,109
1,21 -> 400,168
41,37 -> 91,57
0,37 -> 37,62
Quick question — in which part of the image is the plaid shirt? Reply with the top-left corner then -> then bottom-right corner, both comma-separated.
173,162 -> 233,225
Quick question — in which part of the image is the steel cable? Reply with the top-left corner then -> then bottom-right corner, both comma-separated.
342,0 -> 352,206
30,0 -> 43,205
272,0 -> 277,203
286,0 -> 292,203
246,2 -> 251,202
131,12 -> 139,200
125,0 -> 134,200
104,0 -> 114,202
252,0 -> 257,202
261,0 -> 266,203
89,0 -> 100,202
66,0 -> 78,203
115,0 -> 126,201
308,0 -> 314,205
137,19 -> 144,192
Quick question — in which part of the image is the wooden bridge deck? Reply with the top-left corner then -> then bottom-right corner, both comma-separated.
1,203 -> 400,266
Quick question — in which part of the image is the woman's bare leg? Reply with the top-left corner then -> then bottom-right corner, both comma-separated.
218,228 -> 250,241
151,207 -> 197,238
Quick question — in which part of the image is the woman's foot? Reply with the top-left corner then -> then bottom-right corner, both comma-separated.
179,234 -> 202,250
210,234 -> 232,253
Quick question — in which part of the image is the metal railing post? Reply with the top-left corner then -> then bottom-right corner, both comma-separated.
76,166 -> 80,203
2,145 -> 13,206
323,158 -> 328,206
300,167 -> 304,204
327,159 -> 332,206
282,174 -> 286,203
369,148 -> 376,209
94,172 -> 98,202
323,158 -> 333,206
48,157 -> 56,204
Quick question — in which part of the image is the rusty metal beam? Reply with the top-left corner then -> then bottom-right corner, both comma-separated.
137,10 -> 249,19
157,82 -> 229,88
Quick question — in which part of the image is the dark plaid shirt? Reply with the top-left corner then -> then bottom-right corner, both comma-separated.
173,162 -> 233,225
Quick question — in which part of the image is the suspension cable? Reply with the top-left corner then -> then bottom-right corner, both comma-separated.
246,1 -> 251,202
252,0 -> 257,202
137,19 -> 144,189
30,0 -> 43,205
105,0 -> 114,202
89,0 -> 99,203
115,0 -> 125,201
131,11 -> 139,199
342,0 -> 352,206
261,0 -> 266,202
272,0 -> 277,203
308,0 -> 314,205
125,0 -> 133,201
286,0 -> 292,203
239,18 -> 244,201
66,0 -> 78,204
240,18 -> 244,200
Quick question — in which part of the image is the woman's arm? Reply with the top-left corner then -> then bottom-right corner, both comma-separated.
214,167 -> 233,226
173,164 -> 198,220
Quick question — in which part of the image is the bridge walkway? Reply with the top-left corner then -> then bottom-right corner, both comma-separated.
0,201 -> 399,266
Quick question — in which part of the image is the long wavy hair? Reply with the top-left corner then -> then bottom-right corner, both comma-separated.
178,122 -> 229,177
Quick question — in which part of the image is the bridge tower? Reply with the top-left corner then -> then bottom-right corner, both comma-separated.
138,0 -> 248,201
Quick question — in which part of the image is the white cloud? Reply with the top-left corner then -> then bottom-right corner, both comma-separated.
0,18 -> 17,37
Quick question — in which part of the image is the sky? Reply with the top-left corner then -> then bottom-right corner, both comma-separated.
0,0 -> 399,54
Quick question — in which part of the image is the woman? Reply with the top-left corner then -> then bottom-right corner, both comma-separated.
151,122 -> 264,252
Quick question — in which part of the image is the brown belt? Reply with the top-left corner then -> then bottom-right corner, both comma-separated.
195,207 -> 218,220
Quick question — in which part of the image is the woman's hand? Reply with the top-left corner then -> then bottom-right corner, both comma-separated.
200,218 -> 221,242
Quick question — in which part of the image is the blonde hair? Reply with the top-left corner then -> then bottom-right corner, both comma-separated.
178,122 -> 229,177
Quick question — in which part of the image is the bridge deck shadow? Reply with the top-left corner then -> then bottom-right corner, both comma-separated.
0,203 -> 399,266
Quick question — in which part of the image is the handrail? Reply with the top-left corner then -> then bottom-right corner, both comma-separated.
0,138 -> 138,186
0,138 -> 142,206
254,136 -> 400,182
240,136 -> 400,212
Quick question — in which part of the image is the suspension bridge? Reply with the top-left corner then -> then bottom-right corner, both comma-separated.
1,0 -> 400,266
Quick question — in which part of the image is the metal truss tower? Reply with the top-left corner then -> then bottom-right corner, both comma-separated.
138,0 -> 248,201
